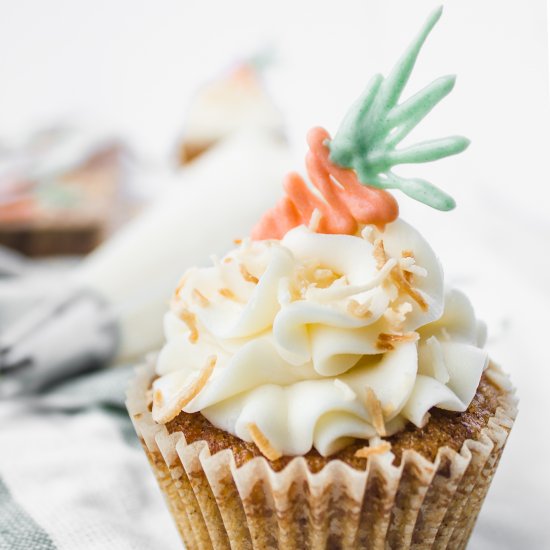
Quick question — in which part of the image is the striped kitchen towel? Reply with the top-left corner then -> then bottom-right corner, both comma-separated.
0,366 -> 181,550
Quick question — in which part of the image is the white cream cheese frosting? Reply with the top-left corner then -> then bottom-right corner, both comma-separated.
152,219 -> 488,457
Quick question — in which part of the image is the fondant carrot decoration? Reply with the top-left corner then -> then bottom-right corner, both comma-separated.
253,6 -> 469,241
251,127 -> 398,240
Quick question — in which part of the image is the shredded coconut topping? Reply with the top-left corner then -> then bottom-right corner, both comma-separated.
373,239 -> 387,269
390,266 -> 428,311
361,225 -> 377,243
308,259 -> 396,302
384,302 -> 413,330
218,288 -> 237,300
247,422 -> 282,461
175,306 -> 199,343
400,256 -> 428,279
155,356 -> 217,423
313,268 -> 340,287
153,389 -> 163,408
347,299 -> 373,318
354,441 -> 392,458
364,387 -> 386,436
174,273 -> 189,297
192,288 -> 210,307
376,331 -> 419,351
145,388 -> 153,408
239,264 -> 259,284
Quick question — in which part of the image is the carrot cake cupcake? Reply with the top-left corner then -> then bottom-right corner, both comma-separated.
127,7 -> 516,549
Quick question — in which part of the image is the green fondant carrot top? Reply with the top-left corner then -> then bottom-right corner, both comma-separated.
329,6 -> 468,211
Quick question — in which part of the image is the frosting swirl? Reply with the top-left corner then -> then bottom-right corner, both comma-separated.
152,219 -> 488,457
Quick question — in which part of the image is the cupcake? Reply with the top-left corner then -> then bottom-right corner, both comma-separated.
176,55 -> 284,165
127,7 -> 516,549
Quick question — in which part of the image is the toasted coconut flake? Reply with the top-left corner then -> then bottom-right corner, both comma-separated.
376,340 -> 395,351
218,288 -> 237,300
364,387 -> 386,436
313,268 -> 340,289
402,249 -> 414,258
174,272 -> 189,297
373,239 -> 387,270
376,333 -> 396,351
377,331 -> 419,351
378,331 -> 419,343
347,299 -> 373,318
390,266 -> 428,311
223,257 -> 233,264
192,288 -> 210,307
239,264 -> 259,284
177,308 -> 199,343
361,225 -> 376,243
401,259 -> 414,284
383,302 -> 413,331
233,238 -> 242,245
400,256 -> 427,281
154,356 -> 217,424
179,355 -> 216,407
247,422 -> 282,461
153,389 -> 164,408
145,388 -> 153,408
354,441 -> 391,458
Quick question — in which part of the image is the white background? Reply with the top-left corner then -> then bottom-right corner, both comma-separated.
0,1 -> 548,548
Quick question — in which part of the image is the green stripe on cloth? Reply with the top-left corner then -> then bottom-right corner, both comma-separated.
0,477 -> 56,550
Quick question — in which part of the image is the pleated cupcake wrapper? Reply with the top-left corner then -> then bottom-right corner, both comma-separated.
127,359 -> 517,550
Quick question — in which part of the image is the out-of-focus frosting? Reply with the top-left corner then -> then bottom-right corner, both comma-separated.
152,219 -> 488,457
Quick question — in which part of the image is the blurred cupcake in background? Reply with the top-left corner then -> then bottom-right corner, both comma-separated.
0,126 -> 134,257
176,51 -> 285,165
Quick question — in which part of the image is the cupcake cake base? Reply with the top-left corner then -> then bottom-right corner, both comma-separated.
127,358 -> 516,550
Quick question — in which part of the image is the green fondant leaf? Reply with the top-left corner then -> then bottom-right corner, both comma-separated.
328,6 -> 467,211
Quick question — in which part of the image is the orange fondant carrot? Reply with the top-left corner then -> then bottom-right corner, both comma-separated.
251,127 -> 398,240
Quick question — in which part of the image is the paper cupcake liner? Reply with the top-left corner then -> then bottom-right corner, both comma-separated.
127,358 -> 517,550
